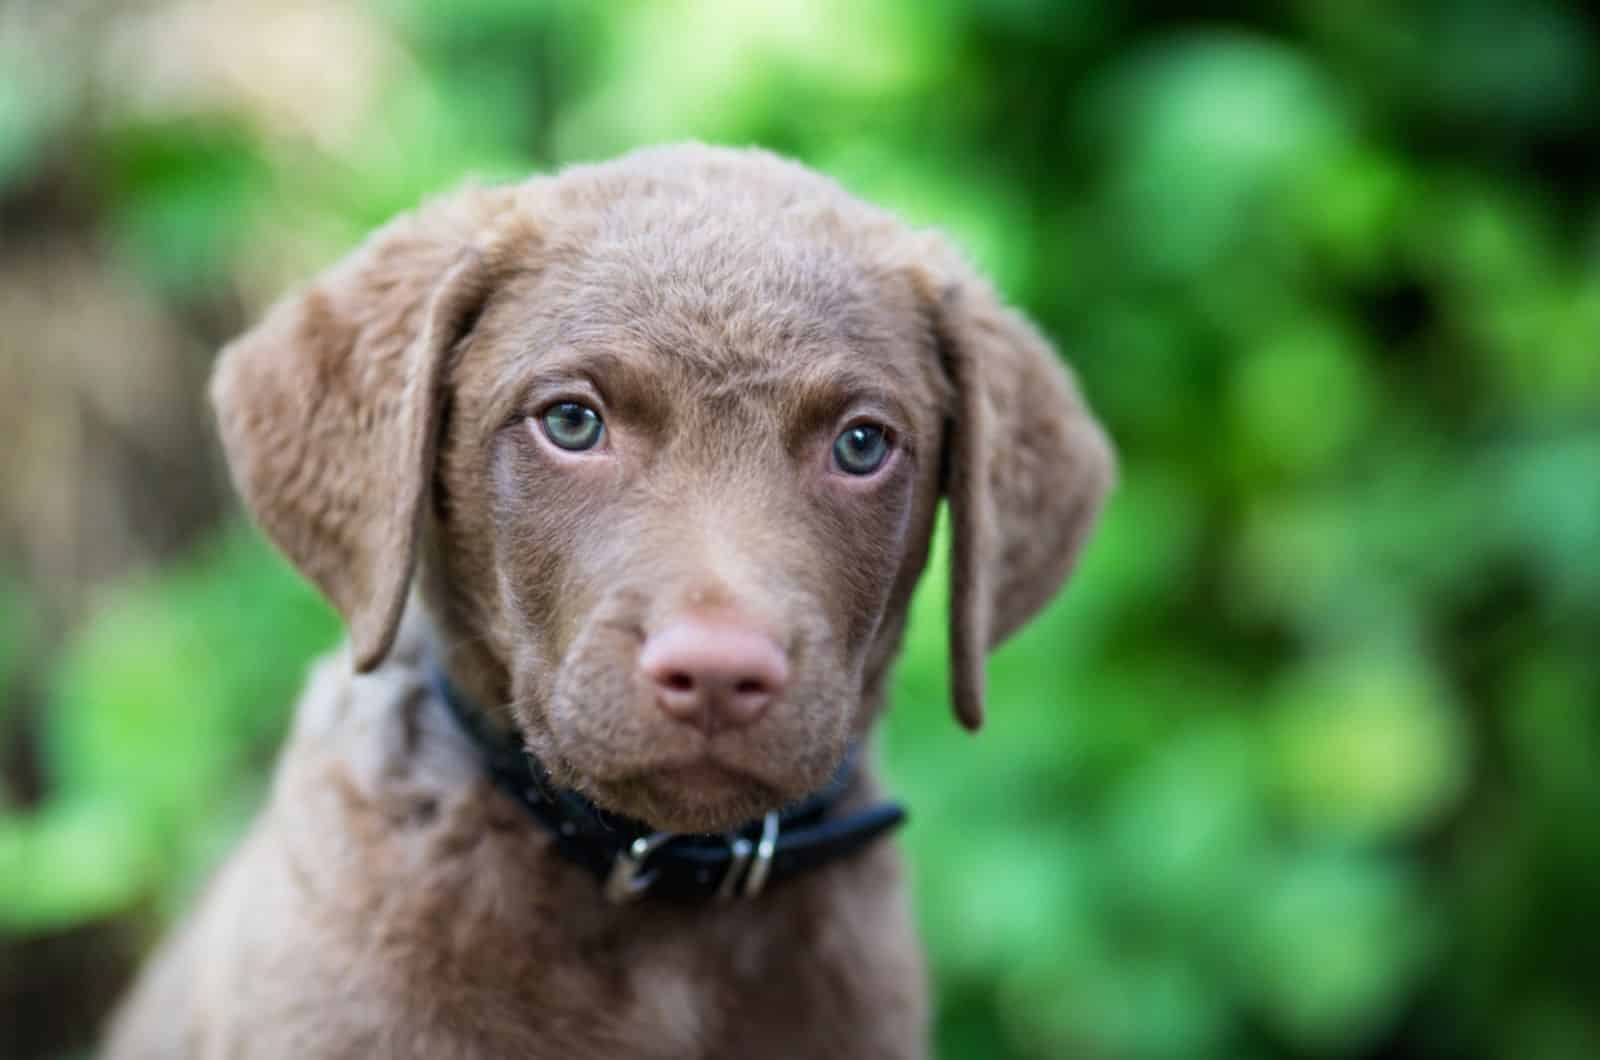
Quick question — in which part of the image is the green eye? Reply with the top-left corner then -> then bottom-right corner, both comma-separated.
832,424 -> 891,475
539,401 -> 605,451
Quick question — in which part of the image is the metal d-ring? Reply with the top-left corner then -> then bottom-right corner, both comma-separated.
741,811 -> 780,899
603,831 -> 675,903
715,836 -> 755,903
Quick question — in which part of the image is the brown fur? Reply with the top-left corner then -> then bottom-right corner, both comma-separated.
104,144 -> 1114,1059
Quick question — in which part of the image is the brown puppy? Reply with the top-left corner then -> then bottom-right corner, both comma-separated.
104,145 -> 1113,1059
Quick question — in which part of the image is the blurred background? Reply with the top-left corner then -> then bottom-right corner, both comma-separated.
2,1 -> 1598,1057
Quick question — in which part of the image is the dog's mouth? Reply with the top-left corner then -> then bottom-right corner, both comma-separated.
584,754 -> 790,834
646,759 -> 755,800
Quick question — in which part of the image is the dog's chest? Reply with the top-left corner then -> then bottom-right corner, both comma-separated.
273,758 -> 926,1059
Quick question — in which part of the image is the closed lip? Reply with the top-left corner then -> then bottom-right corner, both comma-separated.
643,758 -> 756,796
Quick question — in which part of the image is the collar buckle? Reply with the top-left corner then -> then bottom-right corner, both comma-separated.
715,811 -> 780,902
609,811 -> 781,905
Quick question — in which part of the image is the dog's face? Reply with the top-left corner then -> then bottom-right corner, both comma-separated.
438,243 -> 945,830
213,146 -> 1113,833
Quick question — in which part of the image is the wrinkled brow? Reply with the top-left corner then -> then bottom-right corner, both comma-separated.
773,365 -> 918,455
478,334 -> 921,451
522,349 -> 656,399
479,347 -> 663,429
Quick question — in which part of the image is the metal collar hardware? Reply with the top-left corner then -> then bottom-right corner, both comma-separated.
603,832 -> 676,903
607,811 -> 782,904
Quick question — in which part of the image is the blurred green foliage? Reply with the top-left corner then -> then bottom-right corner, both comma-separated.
2,2 -> 1599,1058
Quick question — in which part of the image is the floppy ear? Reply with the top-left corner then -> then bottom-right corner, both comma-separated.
211,189 -> 517,671
926,263 -> 1115,731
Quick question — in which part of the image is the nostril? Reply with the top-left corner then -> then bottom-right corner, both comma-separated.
640,616 -> 788,728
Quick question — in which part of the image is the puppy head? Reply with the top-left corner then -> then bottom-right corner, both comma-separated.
213,146 -> 1113,833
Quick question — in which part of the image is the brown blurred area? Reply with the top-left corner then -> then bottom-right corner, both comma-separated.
0,228 -> 230,633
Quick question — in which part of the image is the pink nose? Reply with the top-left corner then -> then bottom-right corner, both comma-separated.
638,617 -> 788,731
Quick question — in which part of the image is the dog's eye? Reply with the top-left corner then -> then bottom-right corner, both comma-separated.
832,424 -> 890,476
539,401 -> 605,451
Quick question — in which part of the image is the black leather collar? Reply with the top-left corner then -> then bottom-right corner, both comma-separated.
431,668 -> 906,904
